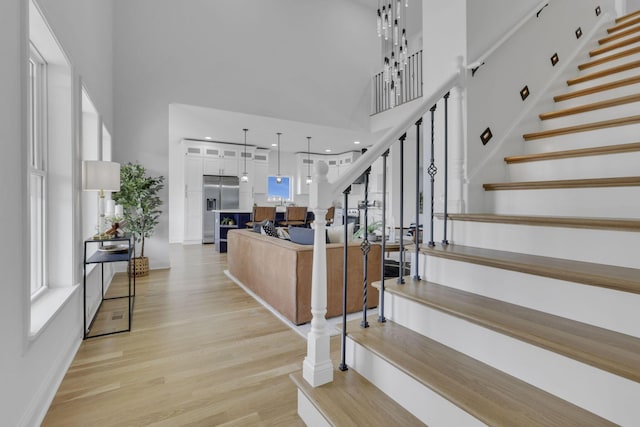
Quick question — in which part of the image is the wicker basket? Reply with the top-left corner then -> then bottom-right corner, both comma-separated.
128,256 -> 149,277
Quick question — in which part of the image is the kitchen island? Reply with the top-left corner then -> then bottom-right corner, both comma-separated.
212,209 -> 252,252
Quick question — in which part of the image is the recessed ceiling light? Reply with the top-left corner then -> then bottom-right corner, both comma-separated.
271,143 -> 278,147
354,141 -> 361,145
205,136 -> 212,140
325,149 -> 332,153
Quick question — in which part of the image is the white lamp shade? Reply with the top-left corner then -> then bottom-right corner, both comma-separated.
82,161 -> 121,192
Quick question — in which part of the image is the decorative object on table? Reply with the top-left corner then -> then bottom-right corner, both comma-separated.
82,160 -> 121,239
112,162 -> 164,277
221,217 -> 235,226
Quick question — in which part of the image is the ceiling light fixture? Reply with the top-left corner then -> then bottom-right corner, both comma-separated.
378,0 -> 410,109
205,136 -> 212,140
325,149 -> 331,153
241,128 -> 249,182
306,137 -> 312,185
276,132 -> 282,184
354,140 -> 361,145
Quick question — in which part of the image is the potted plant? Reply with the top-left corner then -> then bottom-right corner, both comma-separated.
353,221 -> 383,241
112,162 -> 164,277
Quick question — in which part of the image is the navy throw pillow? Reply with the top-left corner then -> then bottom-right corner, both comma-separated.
289,227 -> 316,245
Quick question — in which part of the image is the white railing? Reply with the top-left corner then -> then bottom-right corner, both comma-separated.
302,67 -> 464,387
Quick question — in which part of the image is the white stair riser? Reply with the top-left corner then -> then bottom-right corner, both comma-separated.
507,151 -> 640,182
297,390 -> 331,427
440,218 -> 640,268
566,65 -> 640,90
422,255 -> 640,338
522,121 -> 640,151
485,186 -> 640,217
554,80 -> 640,110
345,337 -> 485,427
577,49 -> 640,74
539,100 -> 640,129
384,292 -> 639,427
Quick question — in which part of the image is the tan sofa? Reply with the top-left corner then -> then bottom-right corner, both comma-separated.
227,229 -> 380,325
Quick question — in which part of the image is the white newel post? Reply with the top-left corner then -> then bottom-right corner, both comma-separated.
303,161 -> 334,387
449,78 -> 466,215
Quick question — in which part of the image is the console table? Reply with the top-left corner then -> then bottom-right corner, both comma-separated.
83,235 -> 135,339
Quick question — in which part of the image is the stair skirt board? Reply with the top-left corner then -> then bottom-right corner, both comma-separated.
422,255 -> 640,339
297,390 -> 332,427
484,186 -> 640,217
382,293 -> 638,426
345,337 -> 485,427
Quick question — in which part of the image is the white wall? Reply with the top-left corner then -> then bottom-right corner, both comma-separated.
0,1 -> 114,425
466,0 -> 540,63
114,0 -> 379,265
463,0 -> 615,212
36,0 -> 114,130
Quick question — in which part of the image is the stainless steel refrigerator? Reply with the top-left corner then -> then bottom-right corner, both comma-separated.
203,175 -> 239,243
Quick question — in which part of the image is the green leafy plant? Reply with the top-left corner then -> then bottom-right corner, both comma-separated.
112,162 -> 164,258
353,221 -> 383,239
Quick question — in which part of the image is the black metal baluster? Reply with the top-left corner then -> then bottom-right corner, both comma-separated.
339,186 -> 351,372
361,167 -> 371,329
398,134 -> 406,284
442,92 -> 450,245
378,150 -> 389,323
427,104 -> 438,247
414,118 -> 422,280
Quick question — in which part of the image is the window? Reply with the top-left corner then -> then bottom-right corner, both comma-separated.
267,175 -> 292,202
28,44 -> 47,297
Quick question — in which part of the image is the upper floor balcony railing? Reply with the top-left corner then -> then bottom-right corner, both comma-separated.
372,50 -> 423,115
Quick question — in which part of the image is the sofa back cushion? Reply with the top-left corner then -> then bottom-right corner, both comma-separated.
288,226 -> 315,245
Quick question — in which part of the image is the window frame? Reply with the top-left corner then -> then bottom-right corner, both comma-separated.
28,43 -> 48,299
266,175 -> 293,202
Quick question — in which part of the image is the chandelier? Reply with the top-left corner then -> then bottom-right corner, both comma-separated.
377,0 -> 409,108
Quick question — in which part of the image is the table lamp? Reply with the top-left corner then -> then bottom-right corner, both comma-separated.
82,160 -> 121,238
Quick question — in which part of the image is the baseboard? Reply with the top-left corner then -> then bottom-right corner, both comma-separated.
18,334 -> 81,427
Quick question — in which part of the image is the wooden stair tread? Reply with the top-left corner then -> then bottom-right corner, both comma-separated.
610,14 -> 640,31
375,278 -> 640,383
483,176 -> 640,190
539,93 -> 640,120
522,114 -> 640,140
579,45 -> 640,70
345,319 -> 614,427
589,35 -> 640,57
599,23 -> 640,44
440,212 -> 640,232
567,59 -> 640,85
506,142 -> 640,163
420,244 -> 640,294
290,370 -> 424,426
554,75 -> 640,102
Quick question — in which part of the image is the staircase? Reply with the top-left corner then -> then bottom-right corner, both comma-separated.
293,8 -> 640,427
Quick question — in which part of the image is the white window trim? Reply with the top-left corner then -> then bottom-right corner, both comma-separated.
29,43 -> 48,298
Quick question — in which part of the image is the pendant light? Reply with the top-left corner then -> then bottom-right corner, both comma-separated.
275,132 -> 282,184
241,128 -> 249,182
305,137 -> 312,185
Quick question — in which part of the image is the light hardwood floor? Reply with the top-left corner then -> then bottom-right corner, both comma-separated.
43,244 -> 335,426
